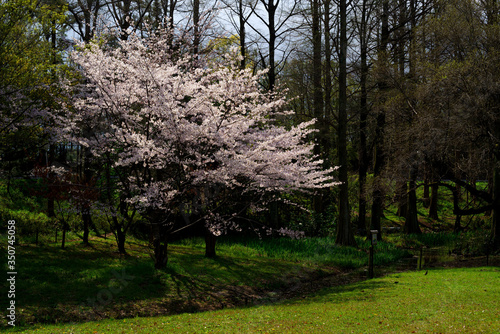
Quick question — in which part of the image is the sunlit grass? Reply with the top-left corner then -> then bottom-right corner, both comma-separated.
12,267 -> 500,333
1,234 -> 411,327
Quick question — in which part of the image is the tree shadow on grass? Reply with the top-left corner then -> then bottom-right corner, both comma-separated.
1,241 -> 168,326
2,239 -> 411,328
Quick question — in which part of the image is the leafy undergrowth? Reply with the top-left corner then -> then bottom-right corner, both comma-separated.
182,236 -> 411,268
10,267 -> 500,333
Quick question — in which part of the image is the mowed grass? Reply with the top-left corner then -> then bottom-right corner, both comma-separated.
10,267 -> 500,333
0,233 -> 409,327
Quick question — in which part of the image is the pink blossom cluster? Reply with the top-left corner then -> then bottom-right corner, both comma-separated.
59,31 -> 339,235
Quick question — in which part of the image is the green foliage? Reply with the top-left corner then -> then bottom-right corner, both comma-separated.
1,0 -> 69,177
285,204 -> 337,237
0,179 -> 44,210
453,230 -> 494,256
385,232 -> 459,249
176,235 -> 410,269
0,0 -> 66,87
0,207 -> 51,236
0,179 -> 52,238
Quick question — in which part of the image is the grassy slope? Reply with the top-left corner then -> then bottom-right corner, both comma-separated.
10,267 -> 500,333
0,234 -> 409,327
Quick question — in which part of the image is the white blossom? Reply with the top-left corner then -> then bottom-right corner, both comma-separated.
59,30 -> 340,237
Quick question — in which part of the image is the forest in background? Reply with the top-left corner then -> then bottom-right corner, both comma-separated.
1,0 -> 500,267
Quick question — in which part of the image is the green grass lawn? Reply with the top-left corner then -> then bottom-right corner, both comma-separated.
1,177 -> 497,332
0,234 -> 410,328
8,266 -> 500,333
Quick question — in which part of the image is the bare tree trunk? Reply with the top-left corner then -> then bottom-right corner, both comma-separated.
454,214 -> 462,233
82,213 -> 91,245
453,183 -> 462,232
47,145 -> 55,219
312,0 -> 325,215
193,0 -> 200,55
405,165 -> 421,234
322,0 -> 333,216
169,0 -> 176,31
152,223 -> 168,269
267,0 -> 277,90
324,0 -> 333,125
268,201 -> 279,228
423,172 -> 430,208
428,183 -> 439,220
61,223 -> 67,249
369,0 -> 389,241
491,157 -> 500,249
205,228 -> 217,258
395,0 -> 409,220
336,0 -> 356,246
82,147 -> 92,245
239,0 -> 247,69
115,220 -> 127,255
396,181 -> 408,218
358,0 -> 369,234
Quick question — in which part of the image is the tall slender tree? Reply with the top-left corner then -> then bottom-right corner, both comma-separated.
354,0 -> 376,235
248,0 -> 301,91
336,0 -> 356,246
370,0 -> 389,241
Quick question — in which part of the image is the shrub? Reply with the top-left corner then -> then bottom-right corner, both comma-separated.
0,206 -> 52,236
453,230 -> 492,256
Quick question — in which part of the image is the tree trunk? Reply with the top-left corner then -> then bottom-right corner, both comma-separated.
395,0 -> 409,221
454,214 -> 462,233
335,0 -> 356,247
239,0 -> 247,69
358,172 -> 368,234
370,0 -> 389,242
61,224 -> 67,249
312,0 -> 325,216
428,183 -> 439,220
268,201 -> 279,228
47,145 -> 55,220
193,0 -> 200,55
153,225 -> 168,269
205,229 -> 217,258
491,160 -> 500,249
396,180 -> 408,218
116,227 -> 127,255
423,174 -> 430,208
454,183 -> 462,232
358,0 -> 369,235
81,147 -> 92,245
267,0 -> 277,91
370,187 -> 384,238
48,198 -> 55,219
82,213 -> 90,245
153,239 -> 168,269
405,165 -> 422,234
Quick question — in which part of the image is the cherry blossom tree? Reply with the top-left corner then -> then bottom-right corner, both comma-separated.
59,29 -> 338,268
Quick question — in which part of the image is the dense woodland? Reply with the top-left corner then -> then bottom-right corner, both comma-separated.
1,0 -> 500,269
